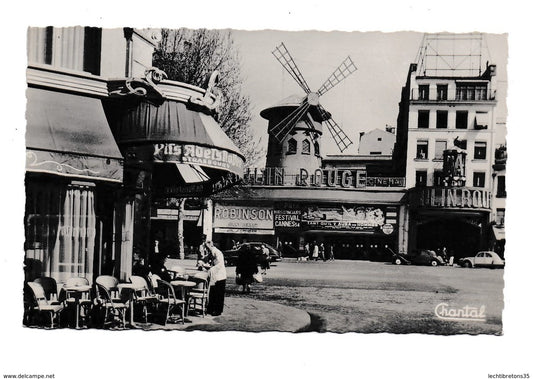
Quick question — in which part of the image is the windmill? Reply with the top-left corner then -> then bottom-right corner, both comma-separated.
264,42 -> 357,153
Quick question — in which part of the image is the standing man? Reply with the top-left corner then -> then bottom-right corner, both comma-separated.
312,242 -> 319,261
319,243 -> 326,261
204,240 -> 227,316
328,244 -> 335,261
260,244 -> 270,275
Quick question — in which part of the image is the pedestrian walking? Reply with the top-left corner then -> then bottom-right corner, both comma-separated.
300,242 -> 310,262
235,244 -> 258,293
203,241 -> 227,316
312,242 -> 319,261
319,243 -> 326,261
260,244 -> 270,274
328,244 -> 335,261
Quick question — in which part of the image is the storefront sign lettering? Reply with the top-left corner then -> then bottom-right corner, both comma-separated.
274,210 -> 301,229
415,188 -> 491,209
153,143 -> 243,175
214,205 -> 274,230
242,167 -> 404,188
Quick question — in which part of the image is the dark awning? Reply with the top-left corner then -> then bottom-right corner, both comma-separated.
103,98 -> 245,178
26,88 -> 123,183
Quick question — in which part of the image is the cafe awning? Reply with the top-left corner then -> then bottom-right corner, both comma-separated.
175,163 -> 210,183
103,99 -> 245,178
26,88 -> 123,183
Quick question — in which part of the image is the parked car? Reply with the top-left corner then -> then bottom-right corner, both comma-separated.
392,249 -> 444,266
459,251 -> 505,268
222,242 -> 281,266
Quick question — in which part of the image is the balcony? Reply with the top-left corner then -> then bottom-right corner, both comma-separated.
410,88 -> 496,102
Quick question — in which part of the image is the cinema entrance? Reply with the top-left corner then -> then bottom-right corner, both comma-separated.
408,187 -> 492,259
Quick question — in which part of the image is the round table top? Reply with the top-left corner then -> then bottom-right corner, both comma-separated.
170,280 -> 196,287
117,283 -> 142,290
63,285 -> 91,292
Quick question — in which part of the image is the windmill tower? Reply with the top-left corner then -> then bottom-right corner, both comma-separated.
261,43 -> 357,177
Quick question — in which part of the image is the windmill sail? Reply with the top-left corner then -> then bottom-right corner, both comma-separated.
316,104 -> 353,152
269,43 -> 356,152
272,43 -> 311,94
269,101 -> 310,142
317,56 -> 357,96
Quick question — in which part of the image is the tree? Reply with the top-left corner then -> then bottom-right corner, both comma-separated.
153,28 -> 263,167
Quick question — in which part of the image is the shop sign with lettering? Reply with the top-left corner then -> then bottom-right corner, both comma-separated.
274,209 -> 301,229
412,187 -> 491,210
214,205 -> 274,231
153,143 -> 244,176
242,167 -> 405,188
301,205 -> 386,231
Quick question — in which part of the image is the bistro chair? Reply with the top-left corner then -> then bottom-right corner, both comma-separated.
156,279 -> 186,325
95,275 -> 128,329
95,275 -> 122,301
187,272 -> 210,317
64,277 -> 92,327
129,276 -> 159,323
34,277 -> 60,304
27,281 -> 64,328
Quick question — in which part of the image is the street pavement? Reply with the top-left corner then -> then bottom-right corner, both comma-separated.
149,258 -> 311,332
162,257 -> 504,334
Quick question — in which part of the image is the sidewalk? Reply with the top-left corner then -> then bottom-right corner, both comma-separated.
143,296 -> 311,332
147,258 -> 311,332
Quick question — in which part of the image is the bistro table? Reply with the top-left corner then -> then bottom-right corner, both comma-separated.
117,283 -> 144,328
63,284 -> 91,329
170,280 -> 196,316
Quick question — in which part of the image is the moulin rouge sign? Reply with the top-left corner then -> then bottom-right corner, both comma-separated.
413,187 -> 491,210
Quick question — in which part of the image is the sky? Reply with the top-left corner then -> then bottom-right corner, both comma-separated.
231,31 -> 508,163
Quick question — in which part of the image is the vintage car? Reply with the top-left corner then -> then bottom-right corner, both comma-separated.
222,242 -> 281,266
458,251 -> 505,268
392,249 -> 444,266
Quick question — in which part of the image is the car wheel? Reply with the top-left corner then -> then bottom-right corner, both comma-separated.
394,258 -> 402,265
464,261 -> 472,268
431,260 -> 438,267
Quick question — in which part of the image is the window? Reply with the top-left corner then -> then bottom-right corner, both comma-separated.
28,26 -> 102,75
415,171 -> 427,187
434,140 -> 447,160
418,110 -> 430,128
418,85 -> 429,100
416,140 -> 428,160
456,111 -> 468,129
436,110 -> 448,129
302,139 -> 311,155
433,170 -> 444,186
437,84 -> 448,100
473,172 -> 486,188
456,83 -> 488,101
370,151 -> 381,155
287,138 -> 297,154
377,137 -> 382,141
474,141 -> 487,160
314,141 -> 320,157
496,176 -> 506,198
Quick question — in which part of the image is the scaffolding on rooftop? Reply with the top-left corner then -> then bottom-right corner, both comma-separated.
415,33 -> 492,77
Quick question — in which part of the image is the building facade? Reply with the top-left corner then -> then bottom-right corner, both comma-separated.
395,33 -> 504,259
25,27 -> 244,286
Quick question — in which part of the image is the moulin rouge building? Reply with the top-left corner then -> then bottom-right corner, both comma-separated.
211,34 -> 505,261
